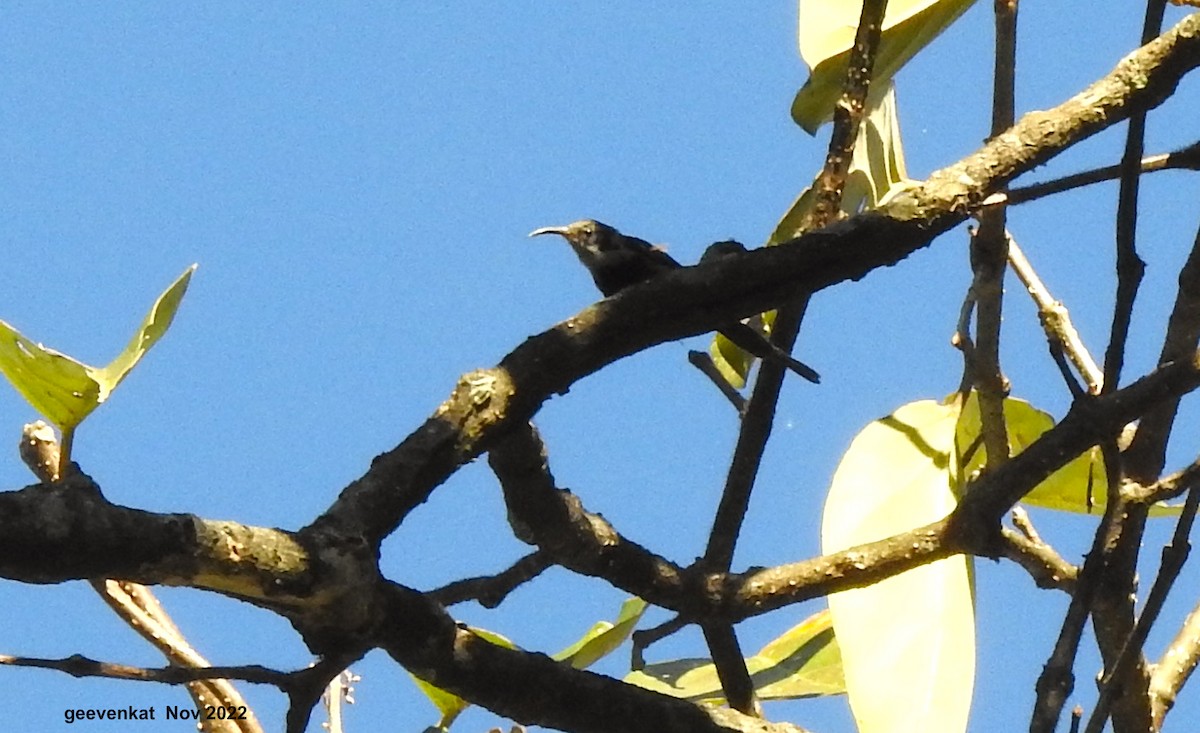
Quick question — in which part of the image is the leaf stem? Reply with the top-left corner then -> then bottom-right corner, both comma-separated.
57,426 -> 74,480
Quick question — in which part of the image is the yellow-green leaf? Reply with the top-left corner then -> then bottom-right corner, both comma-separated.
410,627 -> 519,731
0,322 -> 102,429
412,599 -> 643,732
93,264 -> 197,399
844,84 -> 910,211
553,597 -> 647,670
0,264 -> 196,431
624,609 -> 844,703
410,676 -> 467,733
955,392 -> 1179,516
792,0 -> 977,133
775,85 -> 909,246
708,315 -> 772,390
822,398 -> 974,733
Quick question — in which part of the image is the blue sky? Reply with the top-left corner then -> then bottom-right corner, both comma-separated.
1,3 -> 1199,732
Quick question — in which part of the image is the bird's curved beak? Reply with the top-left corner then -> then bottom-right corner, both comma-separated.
528,226 -> 570,239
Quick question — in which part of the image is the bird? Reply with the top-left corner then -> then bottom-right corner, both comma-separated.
529,219 -> 820,384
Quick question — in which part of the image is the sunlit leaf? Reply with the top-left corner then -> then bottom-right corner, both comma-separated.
414,599 -> 643,731
822,398 -> 974,733
411,627 -> 519,731
709,314 -> 773,390
410,676 -> 467,733
0,264 -> 197,431
955,392 -> 1179,516
792,0 -> 977,133
775,85 -> 909,245
624,609 -> 844,703
553,597 -> 647,670
93,264 -> 197,399
0,322 -> 101,429
844,85 -> 910,211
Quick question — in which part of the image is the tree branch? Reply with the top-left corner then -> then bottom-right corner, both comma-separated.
305,12 -> 1200,555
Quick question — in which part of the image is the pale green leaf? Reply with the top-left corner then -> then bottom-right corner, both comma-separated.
775,85 -> 909,246
0,264 -> 197,432
410,627 -> 519,731
708,314 -> 773,390
822,398 -> 974,733
93,264 -> 197,399
412,599 -> 642,731
0,322 -> 101,429
553,597 -> 647,669
955,392 -> 1179,516
624,609 -> 844,703
410,676 -> 467,732
792,0 -> 977,133
846,85 -> 910,208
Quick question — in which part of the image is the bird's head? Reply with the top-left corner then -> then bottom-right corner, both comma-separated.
528,219 -> 616,259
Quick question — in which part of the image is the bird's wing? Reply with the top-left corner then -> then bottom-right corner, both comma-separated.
627,236 -> 683,269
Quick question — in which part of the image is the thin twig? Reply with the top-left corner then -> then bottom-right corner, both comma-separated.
0,653 -> 289,686
1102,2 -> 1161,392
1123,217 -> 1200,480
951,291 -> 979,396
1007,235 -> 1103,392
1086,4 -> 1172,729
1150,598 -> 1200,726
687,350 -> 747,414
700,625 -> 760,717
1126,459 -> 1200,505
630,615 -> 688,670
1002,508 -> 1078,592
428,551 -> 552,608
1001,141 -> 1200,206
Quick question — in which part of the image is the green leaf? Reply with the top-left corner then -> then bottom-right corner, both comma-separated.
844,84 -> 910,211
954,392 -> 1179,516
413,600 -> 644,731
792,0 -> 977,133
0,264 -> 197,431
93,264 -> 197,399
624,609 -> 844,703
822,398 -> 975,733
410,627 -> 519,731
553,597 -> 647,669
0,323 -> 101,430
410,676 -> 467,733
708,314 -> 773,390
774,85 -> 909,245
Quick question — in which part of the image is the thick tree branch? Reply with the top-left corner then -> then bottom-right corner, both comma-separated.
306,13 -> 1200,556
376,583 -> 811,733
0,14 -> 1198,733
4,353 -> 1200,733
1085,465 -> 1200,733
